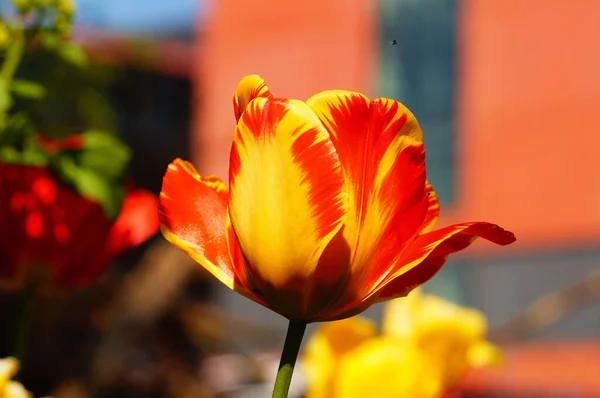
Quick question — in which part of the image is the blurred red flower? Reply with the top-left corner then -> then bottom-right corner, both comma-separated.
0,163 -> 159,290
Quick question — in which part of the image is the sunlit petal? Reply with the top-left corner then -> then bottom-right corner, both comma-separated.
159,159 -> 238,289
229,97 -> 347,318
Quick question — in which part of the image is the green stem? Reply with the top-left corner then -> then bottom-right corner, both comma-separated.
0,35 -> 25,81
0,32 -> 25,130
12,285 -> 36,379
272,320 -> 307,398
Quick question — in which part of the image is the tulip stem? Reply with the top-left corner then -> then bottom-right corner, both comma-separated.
12,284 -> 36,379
272,320 -> 307,398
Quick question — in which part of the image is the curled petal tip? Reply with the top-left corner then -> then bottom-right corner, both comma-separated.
478,223 -> 516,245
233,75 -> 273,120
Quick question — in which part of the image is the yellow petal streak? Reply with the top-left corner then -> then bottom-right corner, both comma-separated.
307,92 -> 427,301
229,98 -> 347,307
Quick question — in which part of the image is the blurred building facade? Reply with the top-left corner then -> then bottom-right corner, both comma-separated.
73,0 -> 600,340
196,0 -> 600,340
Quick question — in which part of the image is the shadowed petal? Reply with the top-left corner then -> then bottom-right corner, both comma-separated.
375,222 -> 516,301
320,222 -> 515,321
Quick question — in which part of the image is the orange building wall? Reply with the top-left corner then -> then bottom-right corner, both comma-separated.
193,0 -> 377,180
449,0 -> 600,254
194,0 -> 600,255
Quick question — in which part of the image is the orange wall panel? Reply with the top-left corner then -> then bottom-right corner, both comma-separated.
193,0 -> 377,180
454,0 -> 600,252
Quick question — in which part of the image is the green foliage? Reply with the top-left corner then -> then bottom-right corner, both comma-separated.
48,129 -> 131,219
78,130 -> 132,180
15,51 -> 118,138
0,77 -> 13,114
0,0 -> 133,220
56,42 -> 87,67
49,133 -> 129,219
11,78 -> 46,99
0,112 -> 48,166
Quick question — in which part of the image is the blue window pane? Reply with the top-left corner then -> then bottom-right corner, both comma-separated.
379,0 -> 457,204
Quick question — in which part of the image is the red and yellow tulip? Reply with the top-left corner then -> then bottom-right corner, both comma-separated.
159,75 -> 515,322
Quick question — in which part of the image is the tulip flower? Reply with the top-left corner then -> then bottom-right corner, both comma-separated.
159,74 -> 514,320
0,357 -> 32,398
158,75 -> 515,397
301,289 -> 501,398
0,163 -> 159,290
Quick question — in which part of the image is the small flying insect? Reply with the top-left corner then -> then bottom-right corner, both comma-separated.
390,39 -> 398,45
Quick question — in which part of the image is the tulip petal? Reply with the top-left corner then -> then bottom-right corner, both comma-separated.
467,340 -> 503,368
233,75 -> 273,121
307,92 -> 428,298
302,317 -> 377,398
106,189 -> 159,254
335,337 -> 444,398
375,222 -> 516,301
228,97 -> 347,316
158,159 -> 239,289
421,180 -> 439,234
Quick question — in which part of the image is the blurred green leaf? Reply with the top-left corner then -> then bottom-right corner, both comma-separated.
39,32 -> 62,51
0,113 -> 50,165
14,46 -> 118,138
0,77 -> 14,114
77,129 -> 132,180
0,112 -> 36,144
51,154 -> 125,220
0,147 -> 21,162
11,78 -> 46,99
57,43 -> 87,67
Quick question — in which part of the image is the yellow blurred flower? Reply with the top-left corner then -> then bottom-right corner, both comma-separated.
0,22 -> 9,48
383,288 -> 502,390
302,317 -> 377,398
57,0 -> 75,15
0,358 -> 32,398
335,338 -> 443,398
301,289 -> 501,398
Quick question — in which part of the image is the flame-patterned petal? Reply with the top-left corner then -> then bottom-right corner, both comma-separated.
375,222 -> 516,301
307,92 -> 428,304
158,159 -> 241,290
228,97 -> 347,318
